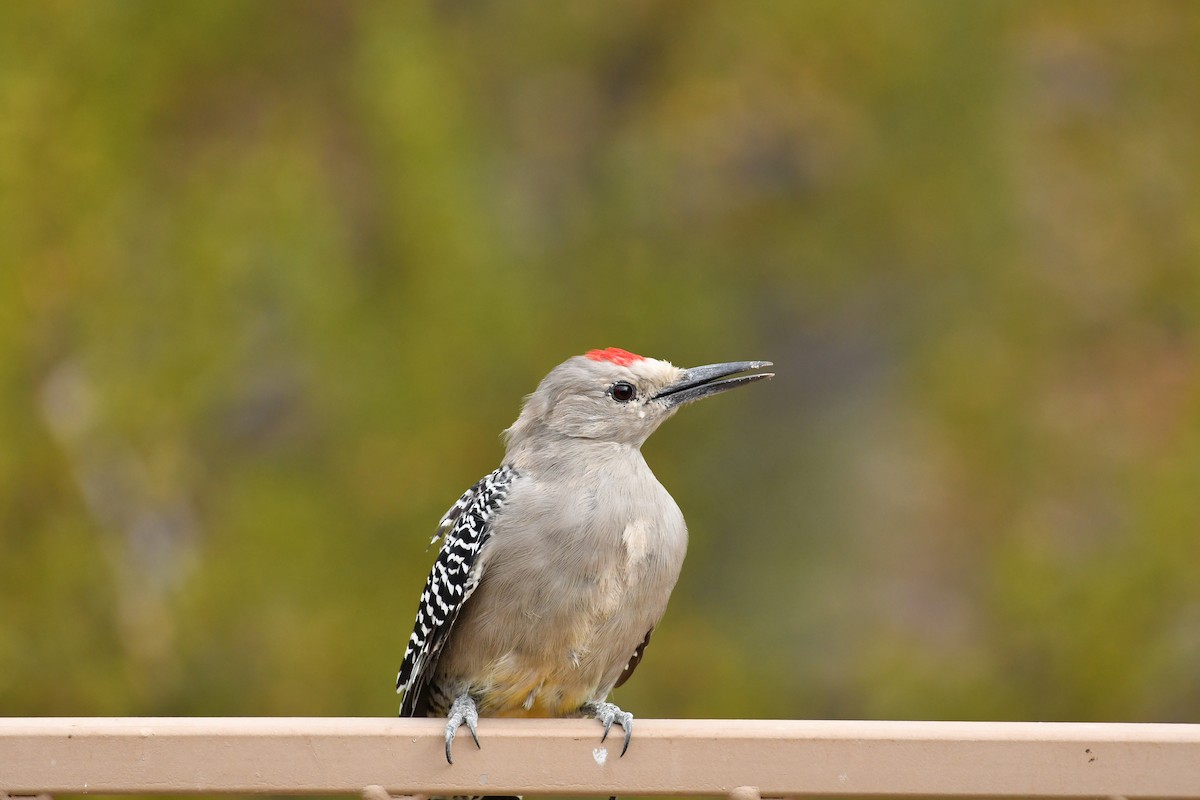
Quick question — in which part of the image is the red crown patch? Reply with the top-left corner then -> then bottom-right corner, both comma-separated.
585,347 -> 645,367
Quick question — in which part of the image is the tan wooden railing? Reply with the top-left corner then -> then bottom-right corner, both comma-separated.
2,717 -> 1199,798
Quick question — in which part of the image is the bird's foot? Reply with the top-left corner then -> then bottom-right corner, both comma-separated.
444,693 -> 481,764
584,700 -> 633,757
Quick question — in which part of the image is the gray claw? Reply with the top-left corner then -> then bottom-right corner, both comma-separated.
444,693 -> 481,764
587,701 -> 634,757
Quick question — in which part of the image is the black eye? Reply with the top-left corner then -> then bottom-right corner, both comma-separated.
609,381 -> 636,403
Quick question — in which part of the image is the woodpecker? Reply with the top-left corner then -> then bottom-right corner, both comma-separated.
396,347 -> 773,763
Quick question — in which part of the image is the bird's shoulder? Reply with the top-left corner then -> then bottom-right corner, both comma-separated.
428,464 -> 521,549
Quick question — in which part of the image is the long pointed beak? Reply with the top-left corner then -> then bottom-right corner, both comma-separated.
653,360 -> 774,408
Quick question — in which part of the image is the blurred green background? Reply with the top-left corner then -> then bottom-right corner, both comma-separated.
2,0 -> 1199,737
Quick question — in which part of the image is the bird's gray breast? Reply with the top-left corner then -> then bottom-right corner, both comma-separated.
442,452 -> 688,689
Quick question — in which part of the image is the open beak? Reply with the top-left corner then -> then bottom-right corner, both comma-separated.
653,360 -> 774,408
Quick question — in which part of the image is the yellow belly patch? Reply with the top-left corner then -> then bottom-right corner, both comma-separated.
475,661 -> 594,717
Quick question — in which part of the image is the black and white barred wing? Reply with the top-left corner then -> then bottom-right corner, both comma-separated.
396,465 -> 517,716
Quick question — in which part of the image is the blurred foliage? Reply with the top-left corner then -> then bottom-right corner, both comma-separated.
2,0 -> 1200,754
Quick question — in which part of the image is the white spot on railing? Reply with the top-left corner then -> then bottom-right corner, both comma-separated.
593,746 -> 608,766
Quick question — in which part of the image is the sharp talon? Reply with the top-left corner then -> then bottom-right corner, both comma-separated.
589,701 -> 633,755
468,717 -> 481,749
444,693 -> 479,765
444,719 -> 457,764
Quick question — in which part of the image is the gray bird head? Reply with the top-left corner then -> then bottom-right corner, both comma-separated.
504,348 -> 773,452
